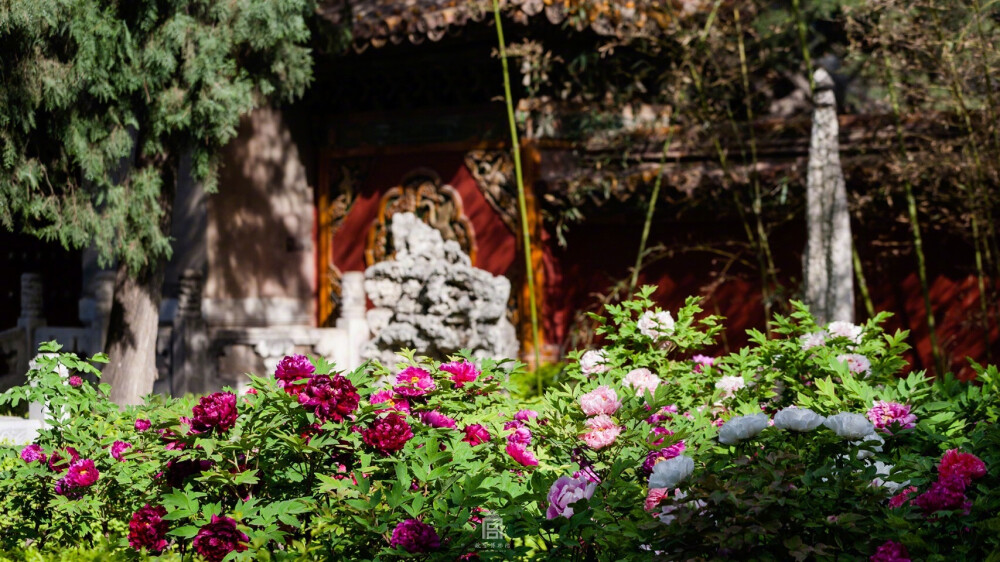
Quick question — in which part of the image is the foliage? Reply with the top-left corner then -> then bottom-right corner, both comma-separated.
0,0 -> 315,271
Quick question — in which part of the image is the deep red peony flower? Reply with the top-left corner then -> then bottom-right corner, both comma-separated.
47,446 -> 79,473
274,354 -> 315,396
297,373 -> 360,422
193,515 -> 249,562
938,449 -> 987,485
869,540 -> 911,562
389,519 -> 441,553
128,504 -> 169,553
191,392 -> 238,433
362,413 -> 413,455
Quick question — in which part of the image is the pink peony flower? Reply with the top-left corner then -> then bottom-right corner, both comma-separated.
579,385 -> 621,416
135,418 -> 152,431
644,487 -> 671,512
462,424 -> 491,446
20,444 -> 45,463
579,349 -> 610,375
888,486 -> 918,509
191,392 -> 238,433
419,410 -> 457,429
47,446 -> 79,473
193,515 -> 248,562
128,504 -> 169,553
274,354 -> 315,395
111,441 -> 132,461
68,375 -> 83,387
546,475 -> 597,519
637,310 -> 675,340
507,426 -> 532,447
362,413 -> 413,455
870,540 -> 910,562
394,367 -> 436,397
938,449 -> 987,485
440,360 -> 480,388
514,409 -> 539,422
57,458 -> 99,495
506,442 -> 538,466
837,353 -> 872,376
799,330 -> 827,350
297,374 -> 360,423
623,368 -> 660,396
370,390 -> 411,414
389,519 -> 440,553
582,414 -> 622,450
692,354 -> 716,373
866,401 -> 917,433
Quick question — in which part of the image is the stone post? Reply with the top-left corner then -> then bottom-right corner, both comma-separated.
335,271 -> 370,370
804,68 -> 854,324
172,269 -> 210,396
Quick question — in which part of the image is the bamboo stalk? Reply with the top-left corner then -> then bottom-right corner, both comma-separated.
852,244 -> 875,319
629,130 -> 674,294
492,0 -> 542,385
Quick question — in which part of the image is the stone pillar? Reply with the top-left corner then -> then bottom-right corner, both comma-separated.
334,271 -> 369,370
804,68 -> 854,324
171,269 -> 211,396
17,274 -> 45,331
79,270 -> 116,353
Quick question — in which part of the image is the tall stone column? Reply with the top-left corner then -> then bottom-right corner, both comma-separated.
171,269 -> 210,396
804,68 -> 854,324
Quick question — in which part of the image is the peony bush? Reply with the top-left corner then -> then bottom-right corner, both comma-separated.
1,287 -> 999,561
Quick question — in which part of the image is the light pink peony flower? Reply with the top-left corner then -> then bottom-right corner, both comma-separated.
800,330 -> 828,350
827,321 -> 863,344
439,360 -> 480,388
582,414 -> 622,450
579,385 -> 621,416
579,350 -> 610,375
623,368 -> 660,396
637,310 -> 675,340
714,375 -> 745,399
838,353 -> 872,376
546,476 -> 597,519
645,487 -> 671,512
866,401 -> 917,433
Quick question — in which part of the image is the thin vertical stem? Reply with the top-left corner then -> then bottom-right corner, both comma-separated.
852,245 -> 875,319
881,51 -> 945,375
492,0 -> 542,386
630,130 -> 674,293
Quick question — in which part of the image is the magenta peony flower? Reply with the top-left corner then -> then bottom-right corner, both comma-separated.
297,374 -> 360,423
274,354 -> 315,393
111,441 -> 132,461
866,401 -> 917,433
506,442 -> 539,466
911,474 -> 971,515
191,392 -> 238,433
692,354 -> 716,373
128,504 -> 169,553
193,515 -> 248,562
463,424 -> 491,446
514,409 -> 539,422
370,390 -> 411,414
362,413 -> 414,454
440,360 -> 480,388
578,385 -> 621,416
20,444 -> 45,463
507,426 -> 532,447
870,540 -> 910,562
581,414 -> 622,450
389,519 -> 440,553
640,441 -> 687,477
419,410 -> 457,429
68,375 -> 83,387
47,446 -> 79,473
65,458 -> 99,487
134,418 -> 152,432
546,475 -> 597,519
938,449 -> 987,485
394,366 -> 436,397
888,486 -> 918,509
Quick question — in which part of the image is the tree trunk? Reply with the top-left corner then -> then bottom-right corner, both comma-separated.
804,68 -> 854,324
103,260 -> 165,405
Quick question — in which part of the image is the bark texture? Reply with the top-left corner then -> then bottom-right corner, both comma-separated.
104,261 -> 165,405
804,68 -> 854,324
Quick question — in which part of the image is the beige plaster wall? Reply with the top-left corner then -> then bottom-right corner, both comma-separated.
206,107 -> 316,326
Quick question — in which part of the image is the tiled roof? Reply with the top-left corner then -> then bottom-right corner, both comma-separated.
318,0 -> 707,50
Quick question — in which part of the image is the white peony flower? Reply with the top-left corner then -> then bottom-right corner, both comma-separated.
853,431 -> 884,460
714,375 -> 746,399
579,349 -> 610,375
718,413 -> 770,445
827,321 -> 863,344
799,331 -> 827,351
648,455 -> 694,489
837,353 -> 872,377
773,407 -> 825,432
823,412 -> 875,440
637,310 -> 675,340
622,368 -> 660,396
869,460 -> 909,493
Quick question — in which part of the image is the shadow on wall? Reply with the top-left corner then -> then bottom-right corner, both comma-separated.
207,108 -> 316,324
